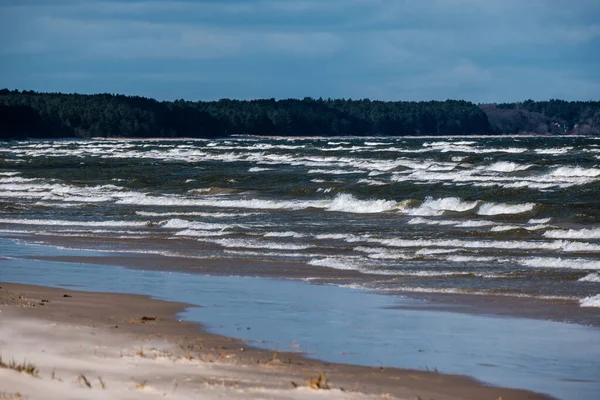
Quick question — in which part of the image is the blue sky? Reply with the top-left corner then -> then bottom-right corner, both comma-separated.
1,0 -> 599,102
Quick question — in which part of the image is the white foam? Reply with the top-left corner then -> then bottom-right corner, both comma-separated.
308,169 -> 363,175
307,257 -> 398,275
446,255 -> 497,263
550,166 -> 600,178
520,257 -> 600,270
580,294 -> 600,307
535,147 -> 572,155
119,193 -> 402,214
544,228 -> 600,239
136,211 -> 260,218
367,286 -> 577,301
161,218 -> 235,231
210,238 -> 313,251
357,178 -> 388,186
405,197 -> 478,216
579,273 -> 600,283
529,218 -> 551,224
264,231 -> 307,238
248,167 -> 274,172
174,229 -> 230,237
486,161 -> 532,172
375,237 -> 600,252
477,202 -> 535,216
326,193 -> 401,213
0,218 -> 148,227
407,217 -> 457,226
490,224 -> 549,232
455,220 -> 497,228
415,248 -> 459,255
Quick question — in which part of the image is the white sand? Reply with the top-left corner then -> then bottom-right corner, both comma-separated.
0,314 -> 386,400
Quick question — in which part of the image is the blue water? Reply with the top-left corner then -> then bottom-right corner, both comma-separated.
1,238 -> 599,399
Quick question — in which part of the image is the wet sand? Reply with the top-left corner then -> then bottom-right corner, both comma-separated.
0,282 -> 553,400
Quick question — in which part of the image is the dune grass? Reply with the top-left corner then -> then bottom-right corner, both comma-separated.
0,356 -> 38,377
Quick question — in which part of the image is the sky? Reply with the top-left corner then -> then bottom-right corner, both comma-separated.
0,0 -> 599,103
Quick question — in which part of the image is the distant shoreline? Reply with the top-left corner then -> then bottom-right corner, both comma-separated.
3,90 -> 599,138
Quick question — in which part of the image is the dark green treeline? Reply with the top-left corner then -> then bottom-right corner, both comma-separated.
0,89 -> 599,139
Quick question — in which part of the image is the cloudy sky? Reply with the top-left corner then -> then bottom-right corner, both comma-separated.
0,0 -> 599,102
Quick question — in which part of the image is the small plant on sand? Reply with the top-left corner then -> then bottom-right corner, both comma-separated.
77,374 -> 92,388
0,357 -> 39,377
136,347 -> 145,357
136,380 -> 147,390
0,393 -> 25,400
308,373 -> 329,390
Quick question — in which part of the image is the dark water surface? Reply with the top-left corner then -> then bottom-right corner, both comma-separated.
1,238 -> 599,400
1,137 -> 599,310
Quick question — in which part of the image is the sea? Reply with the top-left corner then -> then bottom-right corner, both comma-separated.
1,135 -> 600,399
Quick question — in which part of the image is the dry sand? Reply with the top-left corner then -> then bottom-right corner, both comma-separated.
0,283 -> 552,400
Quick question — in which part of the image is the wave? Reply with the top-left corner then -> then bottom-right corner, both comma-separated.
405,197 -> 478,216
544,228 -> 600,240
160,218 -> 237,231
248,167 -> 274,172
375,237 -> 600,252
535,147 -> 572,155
357,178 -> 388,186
136,211 -> 261,218
520,257 -> 600,270
485,161 -> 532,173
477,202 -> 535,216
264,231 -> 307,238
326,193 -> 402,214
209,238 -> 313,251
580,294 -> 600,307
490,224 -> 549,232
455,220 -> 497,228
529,218 -> 551,224
0,218 -> 148,227
307,169 -> 364,175
119,193 -> 403,214
352,285 -> 578,302
307,257 -> 398,275
550,166 -> 600,178
407,217 -> 458,226
579,273 -> 600,283
174,229 -> 231,237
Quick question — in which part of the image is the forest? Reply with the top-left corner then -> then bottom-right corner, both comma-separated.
1,89 -> 599,139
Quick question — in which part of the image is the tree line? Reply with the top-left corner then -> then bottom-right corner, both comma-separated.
0,89 -> 598,139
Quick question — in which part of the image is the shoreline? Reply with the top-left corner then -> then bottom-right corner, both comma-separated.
10,232 -> 599,328
0,282 -> 554,400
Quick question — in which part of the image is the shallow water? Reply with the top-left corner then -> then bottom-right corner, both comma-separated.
1,238 -> 599,400
1,137 -> 600,308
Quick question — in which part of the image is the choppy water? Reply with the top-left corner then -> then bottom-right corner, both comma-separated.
1,136 -> 600,310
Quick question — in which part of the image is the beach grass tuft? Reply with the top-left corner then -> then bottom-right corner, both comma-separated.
77,374 -> 92,388
136,380 -> 148,390
0,357 -> 39,377
308,372 -> 330,390
0,393 -> 25,400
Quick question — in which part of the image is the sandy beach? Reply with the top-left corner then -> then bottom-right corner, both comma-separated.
0,282 -> 552,400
